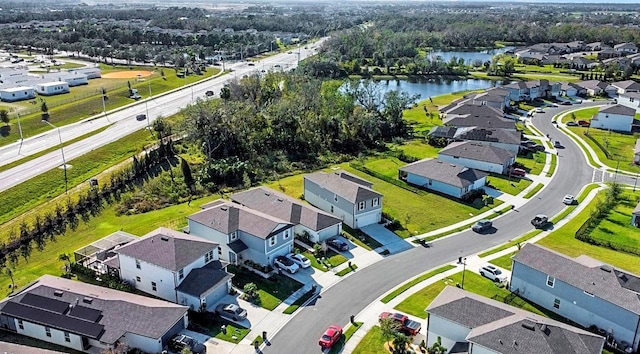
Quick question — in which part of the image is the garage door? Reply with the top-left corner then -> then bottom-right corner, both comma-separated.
205,282 -> 229,306
355,212 -> 379,229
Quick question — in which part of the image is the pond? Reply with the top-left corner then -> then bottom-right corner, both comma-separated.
427,47 -> 515,65
371,78 -> 505,102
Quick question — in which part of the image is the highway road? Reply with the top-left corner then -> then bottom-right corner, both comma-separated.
263,101 -> 609,353
0,40 -> 326,192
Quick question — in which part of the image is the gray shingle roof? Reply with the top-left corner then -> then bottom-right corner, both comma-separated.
455,127 -> 521,145
230,187 -> 341,232
513,244 -> 640,314
116,227 -> 217,272
439,141 -> 516,164
399,158 -> 488,188
443,105 -> 514,130
621,92 -> 640,99
0,275 -> 187,345
427,286 -> 604,354
188,200 -> 293,240
428,126 -> 458,139
304,170 -> 382,204
598,104 -> 636,116
175,261 -> 232,297
612,80 -> 640,91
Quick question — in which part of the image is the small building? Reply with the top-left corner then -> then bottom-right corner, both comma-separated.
44,72 -> 88,87
399,158 -> 487,199
0,275 -> 189,354
455,127 -> 522,154
187,200 -> 295,267
611,80 -> 640,94
560,82 -> 584,97
614,42 -> 638,55
618,92 -> 640,112
0,86 -> 35,102
426,286 -> 605,354
35,82 -> 69,96
68,67 -> 101,79
0,68 -> 28,81
510,244 -> 640,352
230,186 -> 342,244
111,227 -> 232,310
438,141 -> 516,174
590,104 -> 636,132
303,170 -> 383,229
442,105 -> 515,131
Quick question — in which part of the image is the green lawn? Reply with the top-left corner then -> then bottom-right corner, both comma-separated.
303,251 -> 348,272
389,140 -> 439,160
394,271 -> 548,319
516,122 -> 534,136
229,266 -> 303,311
403,92 -> 479,134
516,152 -> 545,176
381,265 -> 456,303
546,154 -> 557,177
486,174 -> 533,196
342,224 -> 383,251
419,204 -> 512,243
588,193 -> 640,255
337,263 -> 358,276
363,156 -> 407,179
352,325 -> 386,354
537,190 -> 640,275
283,288 -> 316,314
523,183 -> 544,199
489,251 -> 517,270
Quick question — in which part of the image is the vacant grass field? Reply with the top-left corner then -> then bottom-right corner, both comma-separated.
389,140 -> 439,160
537,190 -> 640,275
486,174 -> 533,196
394,271 -> 547,319
489,251 -> 517,270
589,193 -> 640,255
516,151 -> 545,175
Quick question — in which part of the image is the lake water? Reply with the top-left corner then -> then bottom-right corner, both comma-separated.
372,78 -> 504,102
428,47 -> 515,65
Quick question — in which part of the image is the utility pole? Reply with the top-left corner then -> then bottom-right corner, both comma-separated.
42,119 -> 68,193
101,87 -> 108,122
17,113 -> 23,155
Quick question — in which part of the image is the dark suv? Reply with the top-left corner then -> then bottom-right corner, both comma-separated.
169,334 -> 206,354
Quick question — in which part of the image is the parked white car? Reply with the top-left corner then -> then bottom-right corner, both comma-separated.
479,265 -> 508,283
287,253 -> 311,268
274,255 -> 300,274
562,194 -> 576,205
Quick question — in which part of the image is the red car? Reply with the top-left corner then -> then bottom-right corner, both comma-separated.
510,168 -> 526,177
578,120 -> 590,127
319,325 -> 343,350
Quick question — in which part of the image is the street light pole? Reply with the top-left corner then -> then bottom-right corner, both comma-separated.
16,113 -> 24,155
461,257 -> 467,289
101,87 -> 108,122
42,119 -> 68,193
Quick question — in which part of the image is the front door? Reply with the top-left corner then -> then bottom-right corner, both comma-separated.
229,251 -> 237,265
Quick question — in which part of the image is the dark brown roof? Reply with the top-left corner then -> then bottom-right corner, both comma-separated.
304,170 -> 382,204
116,227 -> 217,272
230,187 -> 341,231
399,158 -> 488,188
439,141 -> 516,164
175,261 -> 233,297
455,127 -> 521,145
188,200 -> 293,239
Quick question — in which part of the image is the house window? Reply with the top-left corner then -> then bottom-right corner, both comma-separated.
135,259 -> 141,269
546,275 -> 555,288
269,236 -> 277,247
553,298 -> 561,309
331,206 -> 334,213
136,276 -> 141,282
152,282 -> 157,291
45,327 -> 51,337
64,332 -> 70,342
372,198 -> 379,207
17,320 -> 23,330
230,231 -> 238,241
205,250 -> 214,263
178,269 -> 184,280
218,246 -> 222,256
284,229 -> 291,240
358,201 -> 365,211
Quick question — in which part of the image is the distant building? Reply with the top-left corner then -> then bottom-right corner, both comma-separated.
35,82 -> 69,96
0,86 -> 35,102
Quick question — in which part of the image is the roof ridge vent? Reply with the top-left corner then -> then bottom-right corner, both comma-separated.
54,290 -> 64,297
521,321 -> 536,331
160,236 -> 169,242
83,297 -> 93,304
221,206 -> 228,211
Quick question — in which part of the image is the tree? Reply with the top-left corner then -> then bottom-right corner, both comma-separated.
58,253 -> 71,275
391,333 -> 411,354
0,109 -> 9,126
427,336 -> 447,354
180,157 -> 195,193
4,267 -> 15,291
379,317 -> 401,343
41,101 -> 49,120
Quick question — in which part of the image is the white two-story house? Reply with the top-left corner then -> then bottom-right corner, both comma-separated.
303,170 -> 383,229
187,200 -> 295,268
112,227 -> 232,311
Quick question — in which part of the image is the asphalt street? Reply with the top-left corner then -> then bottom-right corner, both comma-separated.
0,40 -> 326,192
263,101 -> 608,353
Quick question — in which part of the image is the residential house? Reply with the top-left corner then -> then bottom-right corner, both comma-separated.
303,170 -> 382,229
230,186 -> 342,243
466,88 -> 511,111
35,82 -> 69,96
575,80 -> 615,97
0,275 -> 188,354
399,158 -> 487,199
590,104 -> 636,132
618,92 -> 640,112
454,127 -> 522,154
438,141 -> 516,174
503,81 -> 530,102
571,56 -> 598,70
635,139 -> 640,165
510,244 -> 640,352
611,80 -> 640,94
187,200 -> 295,267
110,227 -> 232,311
560,82 -> 584,97
628,53 -> 640,67
614,42 -> 638,55
603,56 -> 632,70
426,286 -> 605,354
442,105 -> 515,131
586,42 -> 604,51
0,86 -> 35,102
428,126 -> 459,140
597,48 -> 620,60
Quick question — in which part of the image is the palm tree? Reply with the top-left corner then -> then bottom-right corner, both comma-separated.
4,267 -> 15,291
379,317 -> 401,344
58,253 -> 71,275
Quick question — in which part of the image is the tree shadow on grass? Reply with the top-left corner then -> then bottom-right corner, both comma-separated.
0,125 -> 10,137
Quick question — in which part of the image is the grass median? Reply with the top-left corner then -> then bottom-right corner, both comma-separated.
523,183 -> 544,199
381,264 -> 456,304
546,154 -> 557,177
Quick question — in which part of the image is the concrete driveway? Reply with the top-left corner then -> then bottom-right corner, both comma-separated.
360,224 -> 413,254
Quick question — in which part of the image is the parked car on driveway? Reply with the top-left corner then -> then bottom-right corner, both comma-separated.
479,265 -> 507,283
472,219 -> 493,233
560,101 -> 572,106
169,334 -> 206,354
287,253 -> 311,268
578,120 -> 590,127
566,121 -> 579,126
215,303 -> 247,321
328,238 -> 349,252
510,167 -> 527,177
274,255 -> 299,274
378,312 -> 422,336
319,325 -> 342,350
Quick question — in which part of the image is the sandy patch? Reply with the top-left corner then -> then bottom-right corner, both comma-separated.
102,70 -> 153,79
